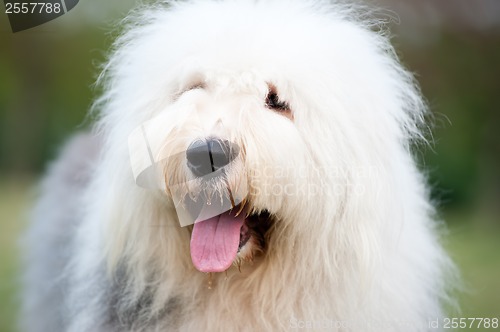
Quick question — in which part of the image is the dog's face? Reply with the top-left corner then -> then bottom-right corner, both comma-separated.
113,1 -> 414,276
143,70 -> 318,273
118,2 -> 352,275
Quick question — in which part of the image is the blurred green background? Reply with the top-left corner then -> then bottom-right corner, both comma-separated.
0,1 -> 499,331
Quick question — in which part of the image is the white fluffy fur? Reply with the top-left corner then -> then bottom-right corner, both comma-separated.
22,1 -> 454,331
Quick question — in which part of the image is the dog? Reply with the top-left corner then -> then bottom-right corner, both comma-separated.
22,1 -> 454,331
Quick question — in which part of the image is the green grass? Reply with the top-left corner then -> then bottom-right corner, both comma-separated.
0,178 -> 33,332
444,212 -> 500,324
0,178 -> 499,331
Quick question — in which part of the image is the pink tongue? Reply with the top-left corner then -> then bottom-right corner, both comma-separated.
190,210 -> 246,273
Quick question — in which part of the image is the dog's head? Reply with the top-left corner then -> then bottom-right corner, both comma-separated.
130,65 -> 319,273
99,0 -> 426,276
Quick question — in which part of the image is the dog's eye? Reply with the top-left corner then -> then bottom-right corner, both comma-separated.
265,90 -> 289,112
184,82 -> 205,93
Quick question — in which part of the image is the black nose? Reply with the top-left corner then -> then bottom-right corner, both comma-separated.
186,138 -> 238,177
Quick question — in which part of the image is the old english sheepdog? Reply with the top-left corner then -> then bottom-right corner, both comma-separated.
22,0 -> 455,331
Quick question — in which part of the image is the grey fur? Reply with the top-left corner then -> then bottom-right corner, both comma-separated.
21,133 -> 100,331
21,133 -> 182,331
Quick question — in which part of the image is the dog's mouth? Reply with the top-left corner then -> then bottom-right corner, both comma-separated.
189,205 -> 273,273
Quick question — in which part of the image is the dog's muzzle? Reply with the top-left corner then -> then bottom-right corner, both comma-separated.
128,123 -> 248,228
186,137 -> 239,177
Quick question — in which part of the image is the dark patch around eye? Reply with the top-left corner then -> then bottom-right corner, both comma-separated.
185,82 -> 205,92
265,88 -> 289,112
